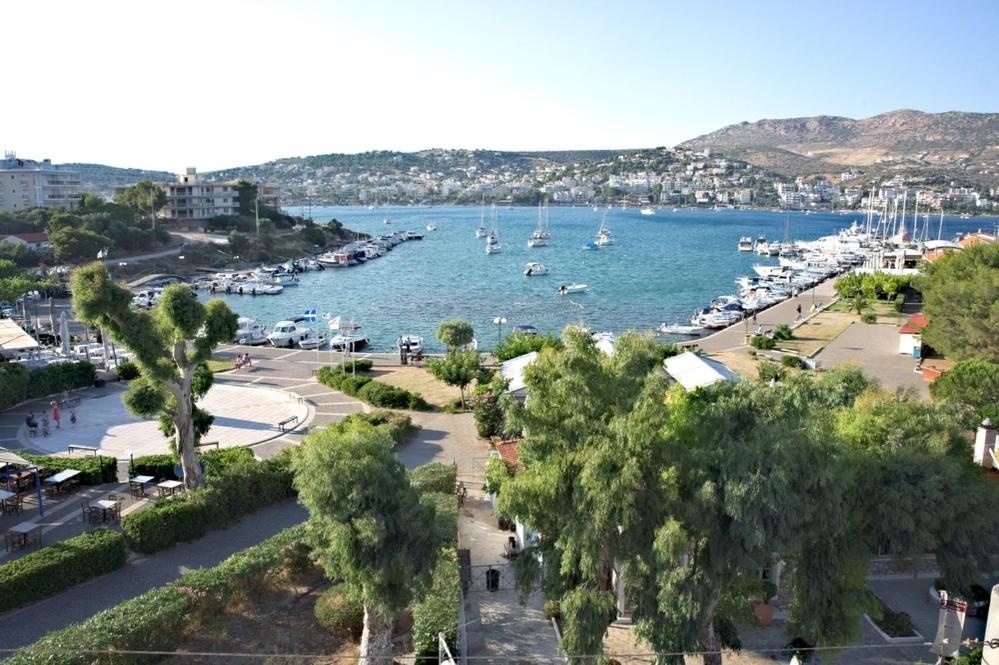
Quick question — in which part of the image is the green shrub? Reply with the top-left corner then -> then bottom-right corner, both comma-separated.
0,361 -> 95,411
484,456 -> 512,495
750,335 -> 776,350
340,359 -> 373,372
781,355 -> 804,369
356,410 -> 419,446
128,448 -> 256,481
6,526 -> 307,665
314,586 -> 363,639
471,390 -> 504,438
442,397 -> 466,414
893,293 -> 905,313
0,528 -> 126,613
317,365 -> 429,410
870,596 -> 917,637
772,324 -> 794,341
202,447 -> 256,474
114,361 -> 140,380
409,462 -> 457,495
23,453 -> 116,485
757,361 -> 786,383
122,458 -> 294,554
492,331 -> 562,362
543,600 -> 561,620
423,491 -> 459,547
412,547 -> 460,661
860,312 -> 877,324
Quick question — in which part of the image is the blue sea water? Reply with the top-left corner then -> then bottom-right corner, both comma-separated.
211,206 -> 996,352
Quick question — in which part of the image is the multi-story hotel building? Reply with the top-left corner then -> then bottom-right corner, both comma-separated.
0,153 -> 81,212
165,167 -> 279,221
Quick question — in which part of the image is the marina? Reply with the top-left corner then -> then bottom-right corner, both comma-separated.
183,205 -> 992,353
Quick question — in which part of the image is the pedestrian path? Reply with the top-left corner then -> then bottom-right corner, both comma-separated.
0,500 -> 308,650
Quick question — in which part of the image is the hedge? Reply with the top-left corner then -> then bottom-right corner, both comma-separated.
0,361 -> 96,411
409,462 -> 457,495
0,528 -> 127,613
412,547 -> 461,661
121,458 -> 294,554
128,447 -> 256,481
22,454 -> 117,485
316,365 -> 430,411
423,492 -> 459,547
314,585 -> 363,640
4,526 -> 307,665
324,411 -> 419,448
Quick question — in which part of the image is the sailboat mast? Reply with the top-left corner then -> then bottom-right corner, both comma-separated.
912,196 -> 918,242
899,193 -> 907,241
937,208 -> 944,241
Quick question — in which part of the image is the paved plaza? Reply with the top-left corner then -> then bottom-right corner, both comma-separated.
814,319 -> 930,398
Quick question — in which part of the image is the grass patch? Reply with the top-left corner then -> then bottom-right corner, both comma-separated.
369,365 -> 462,408
778,312 -> 854,357
869,596 -> 918,637
205,357 -> 235,373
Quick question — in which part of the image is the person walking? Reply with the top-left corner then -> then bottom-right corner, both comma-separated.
796,303 -> 802,320
51,401 -> 61,429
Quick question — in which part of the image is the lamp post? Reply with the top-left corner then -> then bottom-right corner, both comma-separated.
492,316 -> 507,348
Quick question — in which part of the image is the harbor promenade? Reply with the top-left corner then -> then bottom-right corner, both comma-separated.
691,278 -> 839,354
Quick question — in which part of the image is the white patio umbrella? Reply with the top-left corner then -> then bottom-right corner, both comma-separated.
59,310 -> 71,356
0,447 -> 45,516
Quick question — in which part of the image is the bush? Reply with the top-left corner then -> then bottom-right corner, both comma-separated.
772,324 -> 794,341
757,361 -> 786,383
128,447 -> 256,481
860,312 -> 877,324
6,526 -> 307,665
340,359 -> 373,373
543,600 -> 561,621
484,456 -> 512,496
893,293 -> 905,313
357,379 -> 431,411
781,355 -> 804,369
114,361 -> 140,380
870,596 -> 917,637
0,528 -> 126,613
471,390 -> 504,438
314,586 -> 363,639
423,491 -> 459,547
122,458 -> 294,554
492,331 -> 562,362
23,453 -> 116,485
750,335 -> 776,350
0,361 -> 95,411
410,462 -> 457,495
354,410 -> 419,447
412,547 -> 461,661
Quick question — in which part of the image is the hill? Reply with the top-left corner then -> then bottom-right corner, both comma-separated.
60,163 -> 173,197
681,110 -> 999,186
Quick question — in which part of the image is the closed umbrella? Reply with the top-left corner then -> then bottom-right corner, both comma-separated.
59,310 -> 71,356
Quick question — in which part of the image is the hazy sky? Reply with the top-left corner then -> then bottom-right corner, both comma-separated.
5,0 -> 998,171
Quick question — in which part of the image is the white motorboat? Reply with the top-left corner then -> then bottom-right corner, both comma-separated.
232,281 -> 283,295
299,333 -> 327,350
396,335 -> 424,354
234,317 -> 269,345
329,333 -> 369,351
426,224 -> 437,232
640,207 -> 655,216
753,235 -> 768,252
558,283 -> 588,294
738,236 -> 754,251
596,212 -> 615,246
524,262 -> 549,277
658,322 -> 707,336
383,218 -> 391,224
267,320 -> 312,348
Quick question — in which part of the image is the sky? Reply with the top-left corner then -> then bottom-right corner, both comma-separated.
5,0 -> 999,171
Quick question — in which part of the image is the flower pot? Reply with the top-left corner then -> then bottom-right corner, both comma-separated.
752,601 -> 776,627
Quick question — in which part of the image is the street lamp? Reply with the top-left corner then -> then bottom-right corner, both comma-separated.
492,316 -> 507,347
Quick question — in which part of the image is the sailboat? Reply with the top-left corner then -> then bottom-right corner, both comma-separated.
475,197 -> 487,238
485,205 -> 502,254
528,201 -> 550,247
596,211 -> 615,246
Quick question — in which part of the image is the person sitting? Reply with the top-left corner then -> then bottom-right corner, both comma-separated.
242,353 -> 252,368
234,355 -> 246,370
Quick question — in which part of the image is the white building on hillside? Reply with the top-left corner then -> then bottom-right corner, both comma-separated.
0,153 -> 81,212
164,168 -> 279,221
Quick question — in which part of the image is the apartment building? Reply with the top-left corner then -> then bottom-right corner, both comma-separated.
164,168 -> 279,220
0,153 -> 81,212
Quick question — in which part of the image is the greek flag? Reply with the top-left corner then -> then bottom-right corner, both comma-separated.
304,308 -> 318,322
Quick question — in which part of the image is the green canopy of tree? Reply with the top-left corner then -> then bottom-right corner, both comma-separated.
929,358 -> 999,426
436,319 -> 474,351
492,331 -> 563,362
112,180 -> 167,225
70,263 -> 238,488
427,349 -> 480,407
293,420 -> 440,664
921,243 -> 999,361
227,230 -> 250,258
50,226 -> 112,264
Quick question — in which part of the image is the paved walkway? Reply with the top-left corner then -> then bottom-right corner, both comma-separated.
814,319 -> 930,398
0,499 -> 308,650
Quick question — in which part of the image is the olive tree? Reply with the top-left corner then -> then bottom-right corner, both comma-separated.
294,421 -> 439,665
436,319 -> 474,351
70,263 -> 237,488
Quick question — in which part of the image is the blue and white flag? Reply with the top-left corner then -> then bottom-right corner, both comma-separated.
304,308 -> 318,322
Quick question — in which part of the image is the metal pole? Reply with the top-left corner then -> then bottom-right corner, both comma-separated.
35,466 -> 43,517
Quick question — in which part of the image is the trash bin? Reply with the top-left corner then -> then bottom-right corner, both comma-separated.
486,567 -> 500,592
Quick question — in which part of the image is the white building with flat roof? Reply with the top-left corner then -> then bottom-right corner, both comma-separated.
0,153 -> 81,212
164,167 -> 279,221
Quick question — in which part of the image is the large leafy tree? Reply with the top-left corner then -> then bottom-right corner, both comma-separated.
70,263 -> 238,488
498,328 -> 667,658
929,358 -> 999,426
112,180 -> 166,227
427,349 -> 480,407
50,226 -> 112,263
293,421 -> 439,665
921,243 -> 999,361
436,319 -> 474,351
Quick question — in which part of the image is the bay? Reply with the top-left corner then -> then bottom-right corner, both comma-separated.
210,205 -> 995,352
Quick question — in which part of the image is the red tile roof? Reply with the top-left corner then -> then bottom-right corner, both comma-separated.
0,232 -> 49,243
899,312 -> 928,335
495,439 -> 522,467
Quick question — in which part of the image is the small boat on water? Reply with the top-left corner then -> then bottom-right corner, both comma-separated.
658,322 -> 707,336
524,262 -> 549,277
383,218 -> 391,224
596,212 -> 615,246
513,324 -> 539,336
486,206 -> 502,253
559,283 -> 587,294
753,235 -> 768,252
640,207 -> 655,216
234,317 -> 268,345
738,236 -> 753,251
426,224 -> 437,232
329,332 -> 369,351
475,198 -> 487,238
582,242 -> 600,251
299,333 -> 327,350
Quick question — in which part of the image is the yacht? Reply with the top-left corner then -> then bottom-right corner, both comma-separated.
558,283 -> 588,294
640,207 -> 655,216
596,212 -> 615,246
475,198 -> 487,238
234,317 -> 268,346
523,262 -> 549,277
658,321 -> 707,336
738,236 -> 754,251
329,332 -> 369,351
232,281 -> 283,295
527,201 -> 550,247
753,235 -> 768,252
267,321 -> 312,348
